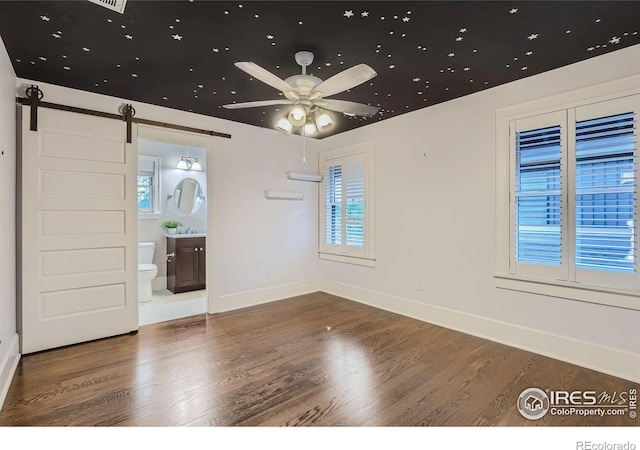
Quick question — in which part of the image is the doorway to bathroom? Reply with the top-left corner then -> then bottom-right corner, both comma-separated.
136,125 -> 216,326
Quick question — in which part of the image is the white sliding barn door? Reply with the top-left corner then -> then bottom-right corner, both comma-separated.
20,106 -> 138,354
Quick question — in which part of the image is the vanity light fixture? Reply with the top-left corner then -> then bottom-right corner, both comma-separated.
176,156 -> 202,171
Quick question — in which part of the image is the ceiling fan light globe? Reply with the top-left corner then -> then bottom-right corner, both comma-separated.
304,120 -> 318,136
288,105 -> 306,126
315,111 -> 333,131
276,117 -> 293,133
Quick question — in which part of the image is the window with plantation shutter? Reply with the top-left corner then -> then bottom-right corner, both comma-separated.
319,142 -> 375,266
498,91 -> 640,301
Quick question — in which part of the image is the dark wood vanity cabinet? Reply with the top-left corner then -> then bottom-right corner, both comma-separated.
167,236 -> 206,293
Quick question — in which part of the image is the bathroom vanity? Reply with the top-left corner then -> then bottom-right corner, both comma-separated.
166,234 -> 206,294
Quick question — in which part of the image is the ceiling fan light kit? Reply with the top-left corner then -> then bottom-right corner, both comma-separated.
288,105 -> 307,126
223,51 -> 379,137
276,117 -> 293,134
315,110 -> 333,131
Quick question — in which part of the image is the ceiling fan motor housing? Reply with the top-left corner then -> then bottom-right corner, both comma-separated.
284,74 -> 323,97
295,51 -> 314,67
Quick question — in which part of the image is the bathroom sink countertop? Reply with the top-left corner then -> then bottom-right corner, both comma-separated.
166,233 -> 207,239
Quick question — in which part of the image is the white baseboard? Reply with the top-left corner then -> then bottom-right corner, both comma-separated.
0,333 -> 20,411
319,280 -> 640,383
215,279 -> 320,313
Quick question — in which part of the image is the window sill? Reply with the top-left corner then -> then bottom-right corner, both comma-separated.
319,252 -> 376,268
138,213 -> 161,220
494,273 -> 640,311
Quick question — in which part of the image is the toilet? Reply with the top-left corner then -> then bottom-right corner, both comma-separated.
138,242 -> 158,303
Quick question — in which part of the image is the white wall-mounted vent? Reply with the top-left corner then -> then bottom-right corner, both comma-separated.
88,0 -> 127,14
287,172 -> 323,182
264,190 -> 304,200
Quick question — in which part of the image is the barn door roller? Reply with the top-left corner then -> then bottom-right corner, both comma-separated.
25,85 -> 44,132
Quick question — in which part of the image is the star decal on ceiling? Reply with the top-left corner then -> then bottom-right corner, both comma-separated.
172,34 -> 182,40
456,37 -> 463,42
125,34 -> 133,39
82,47 -> 90,52
448,53 -> 455,57
40,15 -> 50,21
212,48 -> 219,52
267,35 -> 273,39
413,78 -> 420,82
460,28 -> 467,33
403,17 -> 410,22
509,8 -> 518,14
528,33 -> 539,40
344,10 -> 354,18
52,33 -> 61,39
526,51 -> 533,55
361,11 -> 369,17
63,66 -> 70,70
610,36 -> 621,44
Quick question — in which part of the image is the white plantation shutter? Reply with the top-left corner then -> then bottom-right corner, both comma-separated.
344,155 -> 365,248
575,111 -> 635,273
515,125 -> 563,266
573,96 -> 638,290
325,164 -> 342,245
319,142 -> 374,264
511,111 -> 567,280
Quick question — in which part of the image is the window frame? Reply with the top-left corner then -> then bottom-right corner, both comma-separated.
138,154 -> 161,218
319,141 -> 375,267
495,75 -> 640,310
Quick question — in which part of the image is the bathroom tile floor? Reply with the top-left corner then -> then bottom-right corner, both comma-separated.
138,289 -> 207,326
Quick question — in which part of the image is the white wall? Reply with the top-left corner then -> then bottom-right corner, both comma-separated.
0,37 -> 18,409
316,45 -> 640,366
15,77 -> 320,309
138,140 -> 208,289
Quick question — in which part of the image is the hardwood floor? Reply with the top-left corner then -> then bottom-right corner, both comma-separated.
0,292 -> 636,426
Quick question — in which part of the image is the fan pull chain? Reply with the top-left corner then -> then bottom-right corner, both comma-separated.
302,127 -> 307,164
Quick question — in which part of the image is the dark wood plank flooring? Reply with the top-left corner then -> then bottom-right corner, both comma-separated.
0,292 -> 636,426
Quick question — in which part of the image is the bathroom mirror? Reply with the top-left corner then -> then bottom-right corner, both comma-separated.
174,178 -> 204,215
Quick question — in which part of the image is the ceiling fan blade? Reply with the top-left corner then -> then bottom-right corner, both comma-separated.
311,64 -> 377,98
319,99 -> 379,116
223,99 -> 293,109
235,62 -> 296,95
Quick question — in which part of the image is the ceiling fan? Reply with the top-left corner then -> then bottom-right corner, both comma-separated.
223,51 -> 379,134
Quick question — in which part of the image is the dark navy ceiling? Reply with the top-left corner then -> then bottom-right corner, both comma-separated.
0,1 -> 639,138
